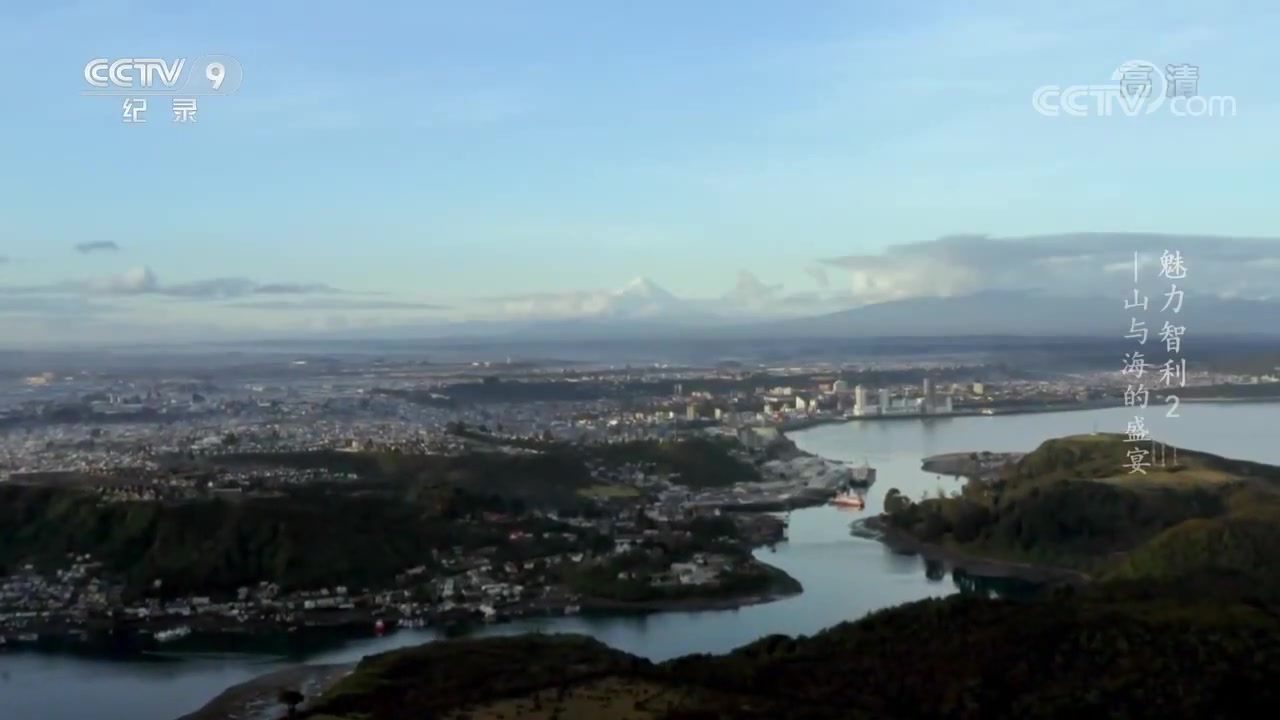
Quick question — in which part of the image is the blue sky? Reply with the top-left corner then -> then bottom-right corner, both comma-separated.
1,0 -> 1277,342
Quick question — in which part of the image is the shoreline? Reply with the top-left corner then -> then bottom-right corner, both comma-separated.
173,662 -> 354,720
780,396 -> 1280,433
1181,396 -> 1280,404
862,516 -> 1091,586
167,560 -> 802,720
578,561 -> 803,613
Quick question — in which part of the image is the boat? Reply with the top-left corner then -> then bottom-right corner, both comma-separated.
154,626 -> 191,643
831,489 -> 865,509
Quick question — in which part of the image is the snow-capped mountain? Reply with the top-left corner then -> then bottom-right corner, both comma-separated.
486,277 -> 704,322
599,277 -> 689,318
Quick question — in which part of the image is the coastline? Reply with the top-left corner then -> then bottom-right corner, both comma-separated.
861,515 -> 1091,586
779,396 -> 1280,433
1182,396 -> 1280,404
173,662 -> 354,720
166,560 -> 802,720
578,561 -> 803,613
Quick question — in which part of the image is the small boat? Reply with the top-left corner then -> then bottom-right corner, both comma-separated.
154,626 -> 190,643
373,619 -> 386,635
831,489 -> 865,510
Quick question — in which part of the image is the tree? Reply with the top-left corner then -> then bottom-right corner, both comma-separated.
884,488 -> 913,516
277,689 -> 305,717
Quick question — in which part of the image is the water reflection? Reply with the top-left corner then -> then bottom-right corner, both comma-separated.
877,545 -> 923,576
951,568 -> 1040,600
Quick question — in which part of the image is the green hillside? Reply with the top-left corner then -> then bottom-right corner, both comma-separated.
1106,511 -> 1280,592
884,434 -> 1280,575
0,482 -> 515,596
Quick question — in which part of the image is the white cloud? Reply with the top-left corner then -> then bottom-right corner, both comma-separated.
821,233 -> 1280,305
74,241 -> 120,254
89,266 -> 158,294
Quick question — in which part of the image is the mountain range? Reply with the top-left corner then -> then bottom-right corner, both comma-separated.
316,277 -> 1280,342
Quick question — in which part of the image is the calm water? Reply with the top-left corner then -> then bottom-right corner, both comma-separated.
3,403 -> 1277,720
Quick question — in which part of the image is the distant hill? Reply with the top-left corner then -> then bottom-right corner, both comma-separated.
734,290 -> 1280,338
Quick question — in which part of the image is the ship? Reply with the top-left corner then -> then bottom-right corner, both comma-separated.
831,488 -> 865,509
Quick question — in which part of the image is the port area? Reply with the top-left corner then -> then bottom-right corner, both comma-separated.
921,451 -> 1024,482
689,453 -> 874,513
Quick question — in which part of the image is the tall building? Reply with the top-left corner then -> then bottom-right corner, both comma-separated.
853,385 -> 868,415
972,381 -> 985,395
686,403 -> 697,420
832,379 -> 850,394
674,383 -> 684,397
922,378 -> 936,414
878,388 -> 890,414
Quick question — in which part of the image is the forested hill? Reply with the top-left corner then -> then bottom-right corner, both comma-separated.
883,433 -> 1280,587
0,437 -> 762,596
297,581 -> 1280,720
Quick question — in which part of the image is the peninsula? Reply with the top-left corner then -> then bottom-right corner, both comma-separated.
874,433 -> 1280,590
0,433 -> 824,651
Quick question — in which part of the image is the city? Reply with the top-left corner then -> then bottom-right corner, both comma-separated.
3,349 -> 1276,652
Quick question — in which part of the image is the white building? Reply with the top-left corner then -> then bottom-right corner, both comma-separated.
853,385 -> 869,415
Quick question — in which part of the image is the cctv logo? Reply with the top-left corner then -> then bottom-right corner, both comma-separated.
84,58 -> 186,90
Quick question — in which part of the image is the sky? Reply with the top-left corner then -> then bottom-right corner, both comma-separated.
1,0 -> 1278,344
